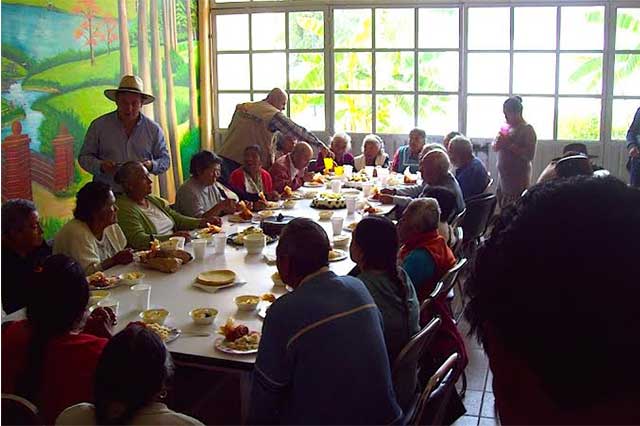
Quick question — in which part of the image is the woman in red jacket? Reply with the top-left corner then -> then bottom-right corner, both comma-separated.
229,145 -> 279,202
2,254 -> 115,424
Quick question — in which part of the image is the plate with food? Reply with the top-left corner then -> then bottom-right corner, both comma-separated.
215,318 -> 260,354
362,204 -> 384,215
343,222 -> 360,233
145,322 -> 180,344
87,272 -> 121,290
228,214 -> 254,223
194,223 -> 223,239
310,192 -> 346,209
227,226 -> 277,246
328,249 -> 348,262
303,181 -> 325,188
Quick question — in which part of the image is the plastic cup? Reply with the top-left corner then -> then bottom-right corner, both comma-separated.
331,216 -> 344,236
343,165 -> 353,178
365,166 -> 375,178
97,298 -> 119,317
323,157 -> 334,172
345,195 -> 358,215
331,179 -> 343,193
131,284 -> 151,312
362,182 -> 373,198
169,236 -> 185,250
192,239 -> 207,260
376,167 -> 389,184
214,233 -> 227,254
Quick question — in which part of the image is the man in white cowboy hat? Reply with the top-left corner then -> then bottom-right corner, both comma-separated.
79,75 -> 170,191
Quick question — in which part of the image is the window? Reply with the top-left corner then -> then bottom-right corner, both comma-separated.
214,10 -> 325,130
212,2 -> 640,145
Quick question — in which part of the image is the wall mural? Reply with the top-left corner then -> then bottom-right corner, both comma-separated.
1,0 -> 201,239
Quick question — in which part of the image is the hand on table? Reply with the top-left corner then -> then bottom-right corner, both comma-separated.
83,307 -> 116,338
211,199 -> 237,216
252,200 -> 268,211
303,171 -> 315,182
320,146 -> 334,159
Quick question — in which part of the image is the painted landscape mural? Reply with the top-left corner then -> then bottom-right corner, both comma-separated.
1,0 -> 201,239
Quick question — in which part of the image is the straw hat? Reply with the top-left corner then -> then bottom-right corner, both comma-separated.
104,75 -> 155,105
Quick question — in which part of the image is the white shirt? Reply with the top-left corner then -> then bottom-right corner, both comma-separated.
140,202 -> 175,236
56,402 -> 203,426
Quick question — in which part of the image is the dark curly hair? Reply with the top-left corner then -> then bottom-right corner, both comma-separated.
465,176 -> 640,409
74,181 -> 113,223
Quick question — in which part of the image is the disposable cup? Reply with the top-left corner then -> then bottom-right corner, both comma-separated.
192,239 -> 207,260
345,195 -> 358,215
365,166 -> 375,178
331,180 -> 343,193
362,182 -> 373,198
343,165 -> 353,178
214,233 -> 227,254
169,236 -> 185,250
331,216 -> 344,236
131,284 -> 151,312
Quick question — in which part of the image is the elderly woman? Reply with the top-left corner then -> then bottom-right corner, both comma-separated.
114,162 -> 218,250
274,132 -> 298,161
2,255 -> 115,424
175,151 -> 237,218
56,323 -> 202,425
422,186 -> 459,248
229,145 -> 279,201
493,96 -> 537,208
354,134 -> 389,171
312,132 -> 355,172
54,182 -> 133,274
391,128 -> 426,174
350,215 -> 419,411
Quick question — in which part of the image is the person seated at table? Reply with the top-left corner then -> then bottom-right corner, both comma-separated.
229,145 -> 280,202
422,186 -> 459,248
311,132 -> 355,172
442,131 -> 462,151
114,162 -> 218,250
274,132 -> 297,161
419,142 -> 448,160
350,215 -> 420,412
448,135 -> 490,199
1,199 -> 51,315
391,128 -> 426,174
269,141 -> 314,193
2,254 -> 116,425
465,176 -> 640,424
354,134 -> 390,171
249,218 -> 402,425
56,323 -> 203,426
381,150 -> 465,214
175,151 -> 237,218
537,143 -> 601,184
53,182 -> 133,275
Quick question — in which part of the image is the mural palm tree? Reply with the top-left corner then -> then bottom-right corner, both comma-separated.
185,0 -> 197,128
163,0 -> 183,186
138,0 -> 154,119
117,0 -> 132,75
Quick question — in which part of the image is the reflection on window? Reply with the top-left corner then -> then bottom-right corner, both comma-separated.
559,53 -> 603,95
335,52 -> 372,91
418,52 -> 458,92
290,11 -> 324,49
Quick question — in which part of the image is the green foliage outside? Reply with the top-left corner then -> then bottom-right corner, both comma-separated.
1,98 -> 26,123
289,11 -> 324,49
179,126 -> 201,180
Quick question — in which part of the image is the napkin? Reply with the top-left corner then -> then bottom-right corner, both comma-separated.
192,277 -> 247,293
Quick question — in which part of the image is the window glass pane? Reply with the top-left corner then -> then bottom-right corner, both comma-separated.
612,99 -> 639,139
616,8 -> 640,50
375,9 -> 414,48
252,53 -> 286,90
290,53 -> 324,91
252,92 -> 268,101
289,11 -> 324,49
216,15 -> 249,51
520,96 -> 554,140
559,53 -> 603,95
418,52 -> 458,92
335,9 -> 372,49
557,98 -> 600,140
467,53 -> 510,94
377,95 -> 414,133
418,8 -> 459,49
467,96 -> 505,138
216,0 -> 244,3
418,95 -> 458,136
217,54 -> 250,90
468,8 -> 510,50
290,94 -> 325,131
560,7 -> 604,50
513,53 -> 556,95
514,7 -> 557,50
335,52 -> 372,90
252,13 -> 285,50
218,93 -> 251,128
376,52 -> 414,91
614,54 -> 640,96
335,94 -> 372,133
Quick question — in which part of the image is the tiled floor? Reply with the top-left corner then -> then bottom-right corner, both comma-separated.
453,320 -> 500,426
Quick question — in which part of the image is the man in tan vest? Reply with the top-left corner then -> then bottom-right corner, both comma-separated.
218,88 -> 330,182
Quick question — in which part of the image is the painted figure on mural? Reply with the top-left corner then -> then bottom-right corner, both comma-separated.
78,75 -> 170,193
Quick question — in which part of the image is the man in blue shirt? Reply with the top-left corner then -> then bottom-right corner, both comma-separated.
448,135 -> 489,199
79,75 -> 170,192
249,218 -> 403,425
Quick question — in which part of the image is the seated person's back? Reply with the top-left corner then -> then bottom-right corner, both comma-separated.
249,218 -> 402,425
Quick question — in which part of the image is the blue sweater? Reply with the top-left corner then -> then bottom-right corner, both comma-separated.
455,157 -> 490,200
249,270 -> 403,425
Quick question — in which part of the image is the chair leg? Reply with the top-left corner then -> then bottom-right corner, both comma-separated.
459,371 -> 467,399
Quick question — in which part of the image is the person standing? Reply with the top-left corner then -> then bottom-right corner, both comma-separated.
217,88 -> 330,181
78,75 -> 170,192
626,107 -> 640,187
493,96 -> 537,208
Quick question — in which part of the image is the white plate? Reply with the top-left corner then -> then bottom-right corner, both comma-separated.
165,328 -> 181,344
303,182 -> 325,188
214,336 -> 259,354
88,277 -> 121,291
228,214 -> 253,223
328,249 -> 348,262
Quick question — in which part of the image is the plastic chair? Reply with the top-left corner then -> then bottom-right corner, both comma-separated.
483,176 -> 494,193
1,394 -> 41,425
451,227 -> 464,258
407,353 -> 460,425
450,208 -> 466,228
460,193 -> 497,259
391,317 -> 442,421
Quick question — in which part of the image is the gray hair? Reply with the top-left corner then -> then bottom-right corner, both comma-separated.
449,135 -> 473,156
420,143 -> 447,159
331,132 -> 352,151
2,199 -> 37,236
114,161 -> 145,188
362,134 -> 385,152
423,150 -> 451,178
404,198 -> 441,233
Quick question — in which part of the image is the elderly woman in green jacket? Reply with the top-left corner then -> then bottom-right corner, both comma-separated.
114,162 -> 222,250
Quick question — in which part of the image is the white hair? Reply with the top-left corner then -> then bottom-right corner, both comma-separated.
423,150 -> 451,177
362,134 -> 385,153
449,135 -> 473,156
404,198 -> 441,233
420,143 -> 447,159
331,132 -> 352,151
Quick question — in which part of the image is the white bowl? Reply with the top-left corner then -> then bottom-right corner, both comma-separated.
189,308 -> 218,325
283,200 -> 297,209
235,295 -> 260,311
140,308 -> 169,325
119,271 -> 145,285
244,233 -> 266,255
333,234 -> 351,249
318,211 -> 334,221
